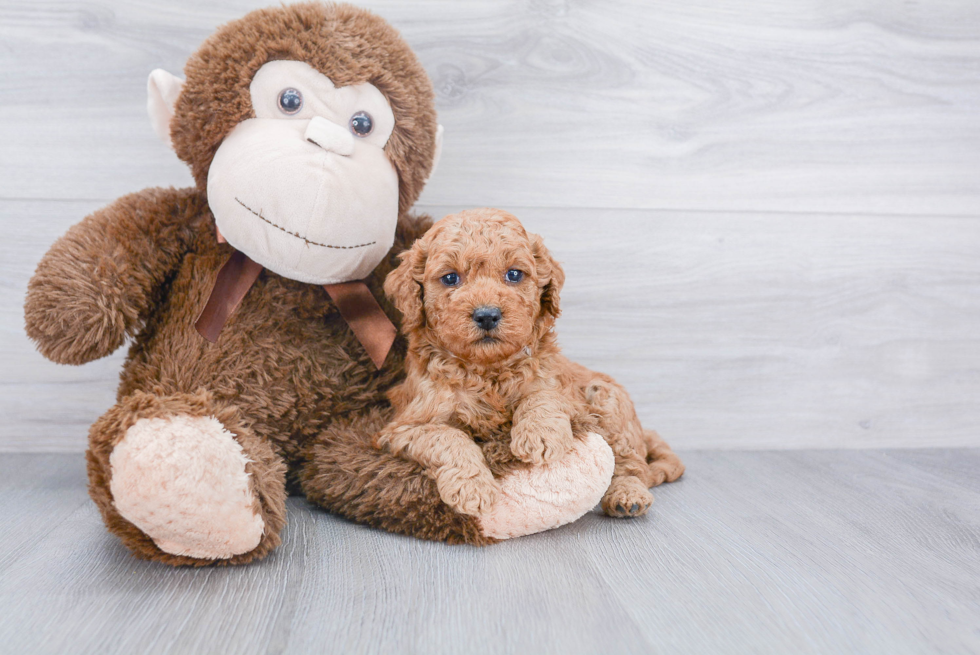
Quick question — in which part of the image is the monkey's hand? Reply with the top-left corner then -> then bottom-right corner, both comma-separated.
25,188 -> 200,365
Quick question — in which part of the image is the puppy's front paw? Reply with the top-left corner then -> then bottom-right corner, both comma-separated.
602,476 -> 654,518
511,415 -> 574,465
435,465 -> 499,516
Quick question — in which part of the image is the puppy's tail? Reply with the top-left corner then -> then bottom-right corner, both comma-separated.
640,429 -> 685,488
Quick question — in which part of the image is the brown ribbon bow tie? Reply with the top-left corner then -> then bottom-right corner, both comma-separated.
195,250 -> 397,370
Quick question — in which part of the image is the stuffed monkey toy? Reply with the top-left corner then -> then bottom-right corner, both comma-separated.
24,2 -> 616,565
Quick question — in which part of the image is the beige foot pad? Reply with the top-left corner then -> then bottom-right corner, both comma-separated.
478,432 -> 615,539
109,414 -> 265,560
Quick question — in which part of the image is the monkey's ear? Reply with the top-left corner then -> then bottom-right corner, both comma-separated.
147,69 -> 185,150
426,124 -> 444,182
384,237 -> 428,333
530,233 -> 564,324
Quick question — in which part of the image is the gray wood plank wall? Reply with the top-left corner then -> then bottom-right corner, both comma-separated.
2,0 -> 978,451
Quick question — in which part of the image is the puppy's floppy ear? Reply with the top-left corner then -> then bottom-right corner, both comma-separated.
384,236 -> 428,332
530,232 -> 564,322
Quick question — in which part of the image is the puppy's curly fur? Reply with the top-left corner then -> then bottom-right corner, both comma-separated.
379,208 -> 684,519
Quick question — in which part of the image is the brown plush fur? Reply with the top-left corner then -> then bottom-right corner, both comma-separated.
86,389 -> 288,566
381,209 -> 685,518
24,3 -> 492,565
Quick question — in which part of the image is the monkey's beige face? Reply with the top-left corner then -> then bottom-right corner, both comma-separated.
421,219 -> 543,366
207,60 -> 400,284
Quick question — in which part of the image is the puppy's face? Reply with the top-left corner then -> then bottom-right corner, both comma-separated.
385,209 -> 563,366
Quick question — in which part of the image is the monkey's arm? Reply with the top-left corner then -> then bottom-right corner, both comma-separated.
25,187 -> 204,365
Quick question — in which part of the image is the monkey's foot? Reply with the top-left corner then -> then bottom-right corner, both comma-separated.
478,432 -> 614,539
109,414 -> 265,559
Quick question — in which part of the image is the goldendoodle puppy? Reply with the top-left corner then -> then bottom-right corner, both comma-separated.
378,208 -> 684,520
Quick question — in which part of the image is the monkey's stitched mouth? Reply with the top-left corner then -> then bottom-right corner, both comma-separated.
234,198 -> 376,250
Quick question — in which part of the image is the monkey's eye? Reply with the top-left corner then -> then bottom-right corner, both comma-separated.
506,269 -> 525,283
277,88 -> 303,115
350,111 -> 374,136
440,272 -> 460,287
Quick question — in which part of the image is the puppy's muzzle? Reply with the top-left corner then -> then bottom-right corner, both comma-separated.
472,306 -> 502,331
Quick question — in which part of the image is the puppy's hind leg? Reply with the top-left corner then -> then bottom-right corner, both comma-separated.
641,428 -> 685,487
583,375 -> 683,518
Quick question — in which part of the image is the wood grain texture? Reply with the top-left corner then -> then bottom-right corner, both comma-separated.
0,450 -> 977,654
5,200 -> 978,451
0,0 -> 978,214
2,1 -> 979,450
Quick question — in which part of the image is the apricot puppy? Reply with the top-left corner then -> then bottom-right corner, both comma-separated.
378,208 -> 684,518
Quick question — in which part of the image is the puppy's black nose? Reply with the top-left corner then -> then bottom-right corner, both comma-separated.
472,306 -> 502,331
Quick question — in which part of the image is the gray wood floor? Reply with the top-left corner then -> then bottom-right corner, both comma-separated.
1,450 -> 978,655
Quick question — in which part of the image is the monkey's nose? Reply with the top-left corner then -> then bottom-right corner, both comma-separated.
472,306 -> 502,331
305,116 -> 354,156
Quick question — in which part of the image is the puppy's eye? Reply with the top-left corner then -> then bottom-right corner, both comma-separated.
277,88 -> 303,115
505,269 -> 524,283
440,272 -> 460,286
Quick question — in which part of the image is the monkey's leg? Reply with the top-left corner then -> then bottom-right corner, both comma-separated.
300,409 -> 616,543
87,390 -> 287,565
299,408 -> 493,545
